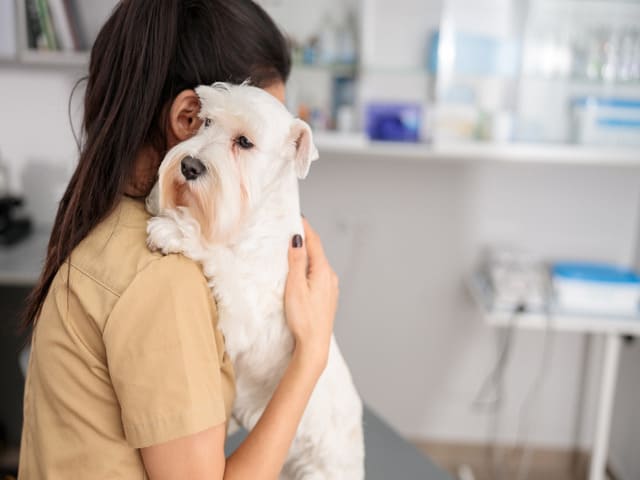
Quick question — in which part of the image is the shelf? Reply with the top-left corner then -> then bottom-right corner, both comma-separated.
467,273 -> 640,336
479,308 -> 640,336
0,50 -> 89,69
18,49 -> 89,68
313,132 -> 640,166
0,55 -> 18,64
292,62 -> 358,76
519,76 -> 640,88
361,66 -> 431,76
290,63 -> 434,77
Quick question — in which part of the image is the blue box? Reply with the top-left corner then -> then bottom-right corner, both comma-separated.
365,103 -> 422,142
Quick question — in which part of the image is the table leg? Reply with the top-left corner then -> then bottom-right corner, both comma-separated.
588,333 -> 622,480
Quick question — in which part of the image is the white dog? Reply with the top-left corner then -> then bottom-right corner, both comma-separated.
146,83 -> 364,479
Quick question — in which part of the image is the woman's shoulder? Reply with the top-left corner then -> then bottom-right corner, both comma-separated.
69,196 -> 207,298
104,252 -> 217,343
131,252 -> 208,294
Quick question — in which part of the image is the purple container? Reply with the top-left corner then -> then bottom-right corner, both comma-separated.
365,103 -> 422,142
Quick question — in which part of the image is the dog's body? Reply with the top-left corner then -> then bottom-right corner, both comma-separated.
146,83 -> 364,479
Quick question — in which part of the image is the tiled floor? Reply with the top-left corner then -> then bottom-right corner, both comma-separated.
412,441 -> 602,480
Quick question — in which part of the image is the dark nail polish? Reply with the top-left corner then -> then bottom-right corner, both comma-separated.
292,234 -> 303,248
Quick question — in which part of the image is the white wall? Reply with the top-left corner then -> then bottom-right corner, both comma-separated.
0,0 -> 17,58
0,68 -> 81,225
300,155 -> 640,450
260,0 -> 359,44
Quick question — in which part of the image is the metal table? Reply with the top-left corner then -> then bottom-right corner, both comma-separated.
225,405 -> 452,480
469,274 -> 640,480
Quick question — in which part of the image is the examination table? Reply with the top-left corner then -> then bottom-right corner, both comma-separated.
225,406 -> 452,480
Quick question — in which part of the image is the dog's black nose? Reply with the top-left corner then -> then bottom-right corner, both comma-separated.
181,156 -> 205,180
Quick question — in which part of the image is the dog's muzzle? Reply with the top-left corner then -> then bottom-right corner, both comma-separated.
181,156 -> 206,181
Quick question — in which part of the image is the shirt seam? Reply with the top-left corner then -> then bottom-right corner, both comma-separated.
124,403 -> 227,449
69,253 -> 164,299
123,400 -> 226,430
101,254 -> 193,337
69,262 -> 123,298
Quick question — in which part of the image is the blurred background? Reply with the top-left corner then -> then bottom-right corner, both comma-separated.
1,0 -> 640,479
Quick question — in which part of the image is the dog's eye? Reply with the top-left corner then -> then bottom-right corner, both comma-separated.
204,118 -> 212,128
236,135 -> 254,150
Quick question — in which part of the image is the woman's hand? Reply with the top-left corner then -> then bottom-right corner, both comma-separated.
285,218 -> 339,374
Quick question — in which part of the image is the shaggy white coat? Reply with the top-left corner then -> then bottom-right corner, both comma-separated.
146,83 -> 364,479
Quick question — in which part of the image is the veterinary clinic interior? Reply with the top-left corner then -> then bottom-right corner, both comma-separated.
1,0 -> 640,479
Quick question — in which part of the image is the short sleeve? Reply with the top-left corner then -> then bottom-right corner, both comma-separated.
103,254 -> 226,448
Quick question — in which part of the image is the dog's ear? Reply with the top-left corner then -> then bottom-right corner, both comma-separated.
290,119 -> 319,179
194,85 -> 215,116
195,84 -> 223,117
195,83 -> 231,118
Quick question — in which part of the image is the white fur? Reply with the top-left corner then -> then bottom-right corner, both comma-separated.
146,83 -> 364,479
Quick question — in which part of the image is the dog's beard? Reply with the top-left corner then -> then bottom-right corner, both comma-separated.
159,156 -> 249,245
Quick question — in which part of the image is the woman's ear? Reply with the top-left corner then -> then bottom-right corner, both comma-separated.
168,89 -> 202,144
289,119 -> 319,179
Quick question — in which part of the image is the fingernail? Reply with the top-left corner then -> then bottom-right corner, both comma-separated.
300,212 -> 305,218
292,234 -> 303,248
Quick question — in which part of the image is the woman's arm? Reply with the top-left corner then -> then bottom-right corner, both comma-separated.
141,219 -> 339,480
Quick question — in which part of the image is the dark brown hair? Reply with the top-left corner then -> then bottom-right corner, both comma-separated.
22,0 -> 290,330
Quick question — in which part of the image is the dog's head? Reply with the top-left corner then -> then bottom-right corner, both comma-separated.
150,82 -> 318,244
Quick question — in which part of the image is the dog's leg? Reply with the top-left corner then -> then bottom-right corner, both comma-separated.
147,215 -> 187,254
147,210 -> 206,255
279,337 -> 365,480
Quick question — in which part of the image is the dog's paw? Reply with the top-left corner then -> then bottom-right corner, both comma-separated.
146,216 -> 186,255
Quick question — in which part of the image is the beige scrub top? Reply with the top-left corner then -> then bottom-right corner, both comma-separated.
18,196 -> 235,479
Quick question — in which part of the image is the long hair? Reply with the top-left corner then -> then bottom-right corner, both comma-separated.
22,0 -> 290,331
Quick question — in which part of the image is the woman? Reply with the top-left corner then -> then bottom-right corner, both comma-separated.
19,1 -> 339,479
